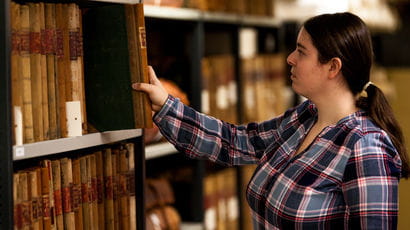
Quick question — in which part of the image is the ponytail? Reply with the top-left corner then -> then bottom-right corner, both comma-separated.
357,84 -> 409,178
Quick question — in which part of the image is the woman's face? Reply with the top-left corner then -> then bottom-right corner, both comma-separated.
287,27 -> 330,100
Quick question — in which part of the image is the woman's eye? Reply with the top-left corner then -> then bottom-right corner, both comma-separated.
297,49 -> 304,55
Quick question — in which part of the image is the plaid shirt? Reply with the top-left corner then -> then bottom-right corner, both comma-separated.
154,95 -> 402,230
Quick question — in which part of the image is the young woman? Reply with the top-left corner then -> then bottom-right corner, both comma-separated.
133,12 -> 409,230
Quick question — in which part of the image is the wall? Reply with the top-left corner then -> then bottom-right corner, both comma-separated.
388,68 -> 410,230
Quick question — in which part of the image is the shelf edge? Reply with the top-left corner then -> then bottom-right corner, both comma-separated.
13,129 -> 142,161
145,141 -> 179,160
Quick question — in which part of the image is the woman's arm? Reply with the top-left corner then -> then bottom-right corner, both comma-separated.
133,66 -> 283,166
342,132 -> 402,229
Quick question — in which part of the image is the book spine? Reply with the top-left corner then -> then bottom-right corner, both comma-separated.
79,156 -> 91,230
71,158 -> 84,230
11,2 -> 23,146
20,4 -> 35,144
95,151 -> 106,230
29,3 -> 45,142
51,160 -> 64,230
41,163 -> 52,230
60,158 -> 76,230
90,154 -> 100,230
39,2 -> 50,140
55,3 -> 68,138
103,149 -> 115,230
133,4 -> 153,128
44,3 -> 59,139
125,143 -> 136,230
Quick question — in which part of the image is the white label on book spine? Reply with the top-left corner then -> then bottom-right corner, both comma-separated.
14,106 -> 23,146
66,101 -> 82,137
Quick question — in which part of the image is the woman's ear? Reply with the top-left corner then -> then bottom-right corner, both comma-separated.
328,57 -> 342,79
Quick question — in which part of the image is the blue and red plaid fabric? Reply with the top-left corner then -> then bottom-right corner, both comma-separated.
154,95 -> 402,229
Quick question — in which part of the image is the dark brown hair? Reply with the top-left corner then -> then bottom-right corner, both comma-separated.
304,12 -> 409,178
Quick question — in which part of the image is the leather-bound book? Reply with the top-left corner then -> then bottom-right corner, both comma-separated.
82,3 -> 153,132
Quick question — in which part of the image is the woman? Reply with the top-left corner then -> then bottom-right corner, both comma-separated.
133,12 -> 409,229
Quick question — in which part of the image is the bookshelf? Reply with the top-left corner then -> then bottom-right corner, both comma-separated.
0,0 -> 148,229
0,1 -> 289,229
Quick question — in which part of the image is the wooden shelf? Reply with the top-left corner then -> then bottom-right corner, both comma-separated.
13,129 -> 142,161
145,141 -> 179,160
144,5 -> 280,27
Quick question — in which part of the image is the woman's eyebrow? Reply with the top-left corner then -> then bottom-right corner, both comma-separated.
297,42 -> 307,50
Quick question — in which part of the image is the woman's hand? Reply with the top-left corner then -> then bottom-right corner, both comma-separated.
132,66 -> 168,112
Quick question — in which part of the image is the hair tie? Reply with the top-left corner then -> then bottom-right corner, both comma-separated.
362,81 -> 373,92
359,81 -> 373,98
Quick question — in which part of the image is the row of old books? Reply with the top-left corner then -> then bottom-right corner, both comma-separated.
13,142 -> 137,230
10,1 -> 153,146
146,178 -> 181,230
10,1 -> 87,145
203,168 -> 239,230
201,54 -> 238,124
145,0 -> 275,16
240,54 -> 293,123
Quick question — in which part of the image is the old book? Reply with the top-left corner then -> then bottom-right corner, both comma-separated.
11,2 -> 23,145
118,148 -> 130,230
40,160 -> 56,230
82,3 -> 153,132
18,172 -> 32,230
67,3 -> 87,135
111,149 -> 120,230
95,151 -> 106,230
20,4 -> 35,143
13,172 -> 21,229
51,160 -> 64,230
28,3 -> 45,142
28,168 -> 42,230
79,156 -> 91,230
89,154 -> 100,230
125,143 -> 136,230
55,3 -> 69,138
44,3 -> 58,139
103,148 -> 115,230
60,158 -> 75,230
39,2 -> 50,140
71,158 -> 84,230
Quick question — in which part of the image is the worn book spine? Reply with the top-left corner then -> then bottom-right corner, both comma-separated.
55,3 -> 69,138
71,158 -> 84,230
118,148 -> 130,230
111,150 -> 120,230
19,172 -> 31,230
60,158 -> 75,230
79,156 -> 91,230
44,3 -> 58,139
28,168 -> 42,230
20,4 -> 35,144
39,2 -> 50,140
95,151 -> 106,230
133,4 -> 153,128
90,154 -> 99,230
40,161 -> 53,230
14,173 -> 21,230
11,2 -> 23,146
51,160 -> 64,230
29,3 -> 45,142
103,148 -> 115,230
125,143 -> 136,230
